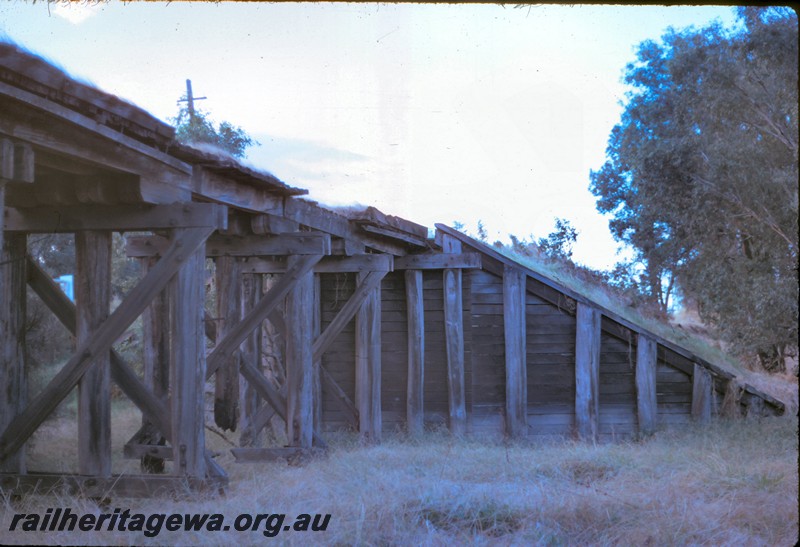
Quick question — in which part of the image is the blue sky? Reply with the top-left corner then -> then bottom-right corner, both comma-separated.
0,2 -> 739,269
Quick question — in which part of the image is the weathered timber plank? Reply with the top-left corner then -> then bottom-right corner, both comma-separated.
443,268 -> 467,435
394,253 -> 482,270
283,199 -> 410,255
358,223 -> 427,247
76,230 -> 112,477
636,334 -> 658,436
170,239 -> 207,478
192,167 -> 284,214
5,203 -> 227,233
286,258 -> 314,448
575,303 -> 600,441
691,363 -> 713,423
503,265 -> 527,438
355,271 -> 382,442
251,213 -> 300,235
127,232 -> 331,258
0,233 -> 26,472
405,270 -> 425,436
214,256 -> 241,431
206,254 -> 324,379
240,254 -> 393,274
0,226 -> 214,465
0,81 -> 189,173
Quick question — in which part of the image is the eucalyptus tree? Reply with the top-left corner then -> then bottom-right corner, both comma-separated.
590,7 -> 798,370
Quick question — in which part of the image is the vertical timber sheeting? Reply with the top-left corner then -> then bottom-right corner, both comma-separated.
636,334 -> 658,436
0,233 -> 26,472
286,258 -> 314,448
239,273 -> 263,447
691,363 -> 713,423
356,271 -> 382,442
170,238 -> 207,478
76,231 -> 112,477
214,256 -> 241,431
503,265 -> 527,438
405,269 -> 424,436
575,303 -> 600,441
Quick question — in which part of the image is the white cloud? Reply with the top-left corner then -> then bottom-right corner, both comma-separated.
53,1 -> 103,25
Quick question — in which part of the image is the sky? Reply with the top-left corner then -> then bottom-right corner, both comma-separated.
0,2 -> 740,269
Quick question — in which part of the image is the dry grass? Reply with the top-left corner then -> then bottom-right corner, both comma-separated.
2,404 -> 797,546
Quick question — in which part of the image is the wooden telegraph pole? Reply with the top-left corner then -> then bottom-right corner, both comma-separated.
178,79 -> 207,123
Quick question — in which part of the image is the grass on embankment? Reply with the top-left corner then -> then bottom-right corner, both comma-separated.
1,403 -> 797,546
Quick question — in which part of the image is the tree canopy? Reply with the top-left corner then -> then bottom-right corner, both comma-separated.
173,103 -> 256,159
590,7 -> 798,370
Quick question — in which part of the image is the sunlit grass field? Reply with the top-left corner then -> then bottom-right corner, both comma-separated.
1,399 -> 797,546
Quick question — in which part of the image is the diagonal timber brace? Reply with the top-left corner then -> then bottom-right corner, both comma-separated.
24,255 -> 223,475
0,226 -> 215,465
205,254 -> 325,379
309,269 -> 388,428
239,355 -> 327,449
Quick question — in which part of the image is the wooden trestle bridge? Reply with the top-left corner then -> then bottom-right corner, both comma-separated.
0,43 -> 784,497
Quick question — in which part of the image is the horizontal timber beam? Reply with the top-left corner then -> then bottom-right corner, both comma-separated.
5,203 -> 228,232
126,232 -> 331,257
240,254 -> 393,274
394,252 -> 481,270
192,167 -> 284,214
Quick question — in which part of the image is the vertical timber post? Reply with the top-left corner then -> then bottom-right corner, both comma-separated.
636,334 -> 658,436
76,230 -> 112,477
140,255 -> 170,472
575,303 -> 600,441
356,271 -> 382,442
214,256 -> 241,431
442,234 -> 466,435
0,233 -> 27,473
170,234 -> 207,478
503,265 -> 527,438
691,363 -> 712,423
286,257 -> 314,448
239,273 -> 263,447
312,273 -> 323,436
405,269 -> 425,437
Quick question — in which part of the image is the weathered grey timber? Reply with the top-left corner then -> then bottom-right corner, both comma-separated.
636,335 -> 658,436
575,303 -> 601,441
0,233 -> 26,473
405,269 -> 425,436
691,363 -> 713,423
75,230 -> 112,477
503,265 -> 527,438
